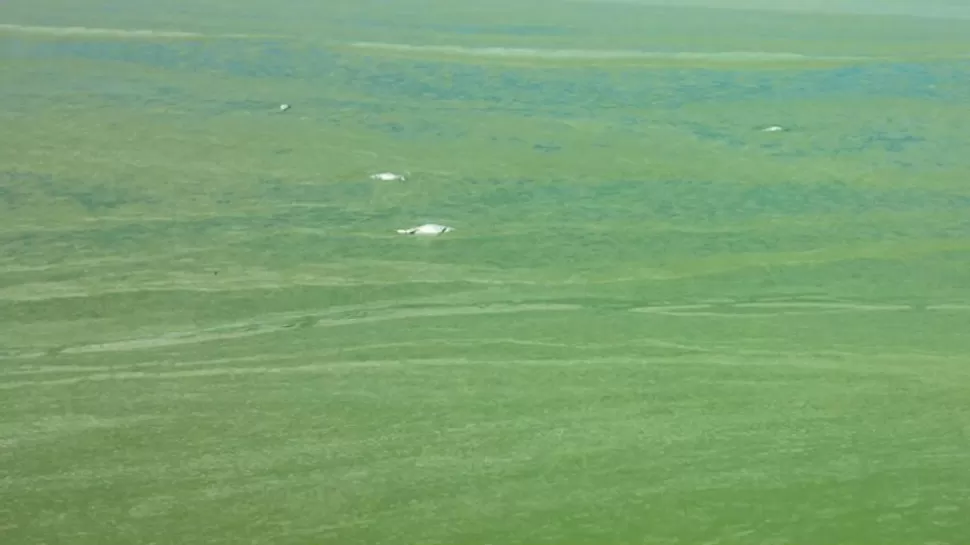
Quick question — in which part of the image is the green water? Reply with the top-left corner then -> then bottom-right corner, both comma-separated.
2,1 -> 969,543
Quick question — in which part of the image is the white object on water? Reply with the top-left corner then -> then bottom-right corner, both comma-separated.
762,125 -> 784,132
396,223 -> 453,236
280,104 -> 290,112
371,172 -> 406,181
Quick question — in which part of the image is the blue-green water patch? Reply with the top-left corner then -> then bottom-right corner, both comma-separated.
2,37 -> 341,80
9,36 -> 969,107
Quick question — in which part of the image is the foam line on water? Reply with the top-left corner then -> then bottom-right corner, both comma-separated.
0,24 -> 263,39
347,42 -> 869,62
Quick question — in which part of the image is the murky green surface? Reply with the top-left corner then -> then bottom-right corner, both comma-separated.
2,1 -> 969,543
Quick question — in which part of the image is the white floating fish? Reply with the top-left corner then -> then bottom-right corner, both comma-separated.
371,172 -> 406,181
762,125 -> 784,132
396,223 -> 453,236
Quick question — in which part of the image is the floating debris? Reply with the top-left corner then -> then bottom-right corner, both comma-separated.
761,125 -> 784,132
371,172 -> 406,181
279,104 -> 290,112
396,223 -> 453,236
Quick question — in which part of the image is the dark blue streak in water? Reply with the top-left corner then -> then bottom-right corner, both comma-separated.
336,57 -> 969,112
7,37 -> 969,106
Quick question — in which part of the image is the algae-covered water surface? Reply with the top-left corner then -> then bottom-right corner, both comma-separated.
2,0 -> 969,543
